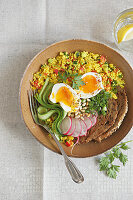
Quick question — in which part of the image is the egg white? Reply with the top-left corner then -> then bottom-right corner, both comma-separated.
49,83 -> 79,112
78,72 -> 104,99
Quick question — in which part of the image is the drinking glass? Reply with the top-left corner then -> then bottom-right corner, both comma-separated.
113,8 -> 133,52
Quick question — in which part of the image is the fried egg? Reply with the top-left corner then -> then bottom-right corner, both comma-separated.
78,72 -> 104,98
49,83 -> 79,112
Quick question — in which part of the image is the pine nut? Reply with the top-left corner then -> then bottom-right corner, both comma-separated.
87,113 -> 90,117
75,115 -> 80,118
87,98 -> 90,101
71,114 -> 74,117
84,107 -> 87,109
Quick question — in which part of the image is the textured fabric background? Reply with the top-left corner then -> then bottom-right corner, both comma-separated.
0,0 -> 132,200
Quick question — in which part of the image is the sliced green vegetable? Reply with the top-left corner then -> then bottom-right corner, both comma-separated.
37,106 -> 48,114
38,110 -> 56,120
35,79 -> 67,140
36,78 -> 49,106
39,78 -> 49,98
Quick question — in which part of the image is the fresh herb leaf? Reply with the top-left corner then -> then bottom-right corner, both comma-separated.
73,74 -> 82,80
72,74 -> 85,90
119,143 -> 130,150
119,153 -> 128,166
107,152 -> 115,163
99,157 -> 110,171
98,141 -> 132,179
112,147 -> 121,158
58,71 -> 71,82
106,165 -> 119,179
112,165 -> 120,172
86,90 -> 111,115
58,71 -> 67,82
72,81 -> 78,90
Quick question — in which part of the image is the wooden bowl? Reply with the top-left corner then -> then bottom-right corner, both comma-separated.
20,40 -> 133,157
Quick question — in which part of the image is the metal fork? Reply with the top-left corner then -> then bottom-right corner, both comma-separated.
28,90 -> 84,183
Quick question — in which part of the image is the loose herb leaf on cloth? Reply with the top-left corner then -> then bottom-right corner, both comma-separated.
119,153 -> 128,166
107,152 -> 115,163
99,157 -> 110,171
112,147 -> 121,158
107,165 -> 120,179
119,143 -> 130,150
98,140 -> 133,179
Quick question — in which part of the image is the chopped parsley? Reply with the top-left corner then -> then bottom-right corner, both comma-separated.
86,90 -> 111,115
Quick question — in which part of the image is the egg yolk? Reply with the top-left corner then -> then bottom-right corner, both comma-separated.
80,75 -> 101,93
55,86 -> 74,106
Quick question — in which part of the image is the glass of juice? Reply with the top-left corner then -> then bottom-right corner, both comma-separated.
113,8 -> 133,52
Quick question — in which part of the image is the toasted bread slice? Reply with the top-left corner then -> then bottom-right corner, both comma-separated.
95,87 -> 128,142
79,97 -> 118,144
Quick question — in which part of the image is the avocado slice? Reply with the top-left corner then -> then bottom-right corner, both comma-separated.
35,79 -> 67,140
37,106 -> 48,114
38,110 -> 56,120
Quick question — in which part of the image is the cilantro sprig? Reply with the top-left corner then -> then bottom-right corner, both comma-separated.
72,74 -> 85,90
99,140 -> 133,179
58,71 -> 70,82
58,71 -> 85,89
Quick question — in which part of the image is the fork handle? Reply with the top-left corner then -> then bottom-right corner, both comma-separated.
50,133 -> 84,183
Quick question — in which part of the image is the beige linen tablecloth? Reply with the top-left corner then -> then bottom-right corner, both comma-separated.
0,0 -> 132,200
